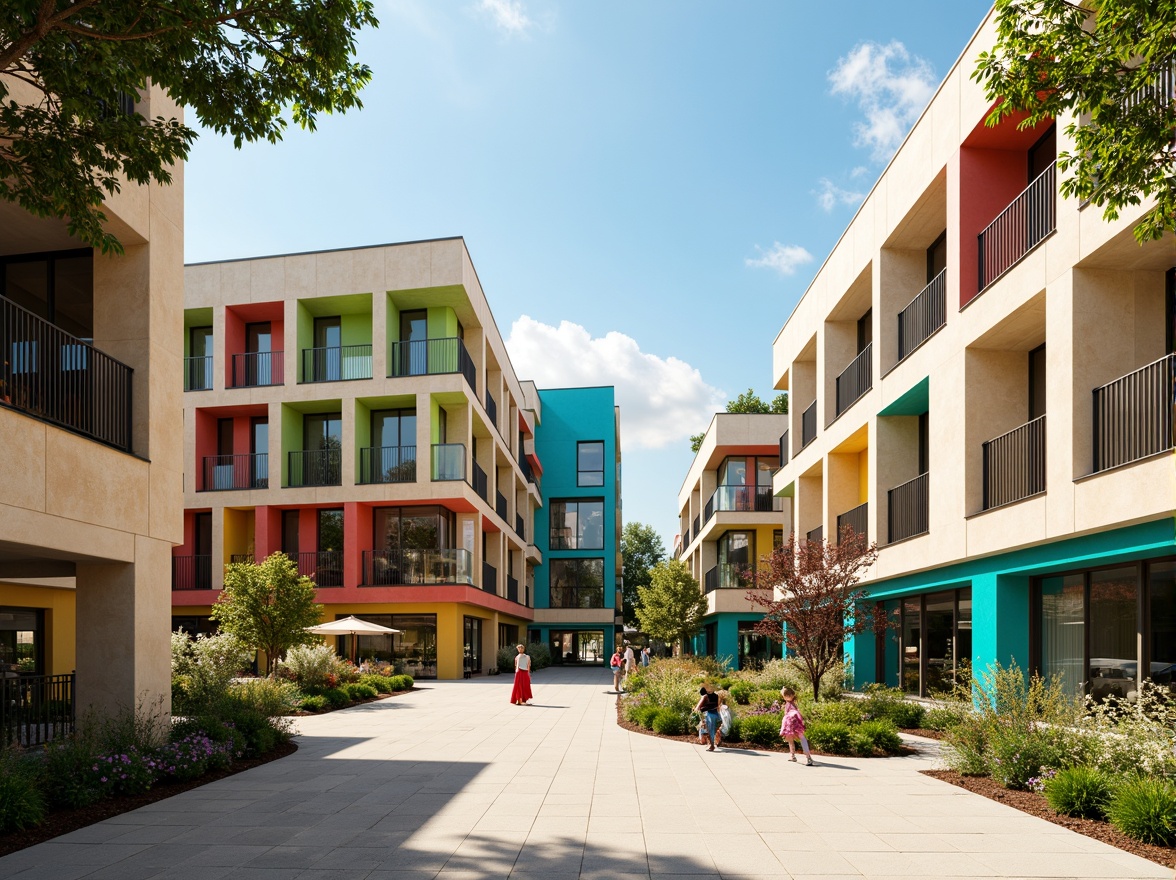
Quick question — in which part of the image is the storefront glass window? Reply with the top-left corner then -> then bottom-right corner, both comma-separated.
0,608 -> 40,675
924,592 -> 955,696
1089,566 -> 1139,702
901,597 -> 921,693
354,613 -> 437,679
1040,574 -> 1085,700
1149,562 -> 1176,690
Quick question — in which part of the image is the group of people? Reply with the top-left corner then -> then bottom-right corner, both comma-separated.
693,683 -> 815,764
609,641 -> 649,692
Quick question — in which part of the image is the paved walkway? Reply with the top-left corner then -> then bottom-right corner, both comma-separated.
0,668 -> 1169,880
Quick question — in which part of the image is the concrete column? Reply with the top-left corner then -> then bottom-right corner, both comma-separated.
971,572 -> 1030,677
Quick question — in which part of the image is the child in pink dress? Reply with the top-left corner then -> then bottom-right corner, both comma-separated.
779,687 -> 815,765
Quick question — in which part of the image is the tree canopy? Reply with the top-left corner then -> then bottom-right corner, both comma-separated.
974,0 -> 1176,243
620,522 -> 666,626
1,0 -> 378,253
689,389 -> 788,452
211,552 -> 323,675
748,526 -> 883,700
634,559 -> 708,653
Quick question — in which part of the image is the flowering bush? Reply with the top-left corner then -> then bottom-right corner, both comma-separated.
171,630 -> 251,714
1081,683 -> 1176,780
231,678 -> 303,716
87,747 -> 157,797
277,642 -> 337,690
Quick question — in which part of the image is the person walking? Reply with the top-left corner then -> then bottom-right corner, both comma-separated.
510,644 -> 533,705
694,683 -> 722,751
610,647 -> 624,693
622,641 -> 637,690
779,687 -> 814,765
640,646 -> 651,667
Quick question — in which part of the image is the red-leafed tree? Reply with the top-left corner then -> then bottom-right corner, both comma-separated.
747,526 -> 885,701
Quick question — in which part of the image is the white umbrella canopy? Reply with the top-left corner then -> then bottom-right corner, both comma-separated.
306,616 -> 400,664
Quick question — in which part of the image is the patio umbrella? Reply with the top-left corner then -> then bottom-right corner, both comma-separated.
306,616 -> 400,665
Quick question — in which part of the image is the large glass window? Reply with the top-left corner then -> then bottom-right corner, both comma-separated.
737,621 -> 779,670
1,249 -> 93,338
717,531 -> 754,588
0,608 -> 41,675
549,558 -> 605,608
1150,563 -> 1176,689
1089,567 -> 1139,702
901,597 -> 921,694
464,616 -> 483,674
577,441 -> 605,486
550,630 -> 604,664
374,506 -> 453,551
1040,574 -> 1089,700
549,499 -> 604,550
893,588 -> 972,697
353,614 -> 437,680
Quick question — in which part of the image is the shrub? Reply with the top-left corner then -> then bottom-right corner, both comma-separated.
358,674 -> 393,693
277,643 -> 338,690
0,753 -> 45,833
171,630 -> 251,715
854,719 -> 902,754
496,645 -> 517,672
739,714 -> 782,747
810,700 -> 863,726
724,717 -> 742,743
1082,683 -> 1176,780
299,694 -> 328,712
323,687 -> 351,709
332,657 -> 361,684
1044,766 -> 1112,820
527,642 -> 552,671
625,659 -> 703,715
638,705 -> 663,729
728,682 -> 753,705
651,709 -> 686,736
231,678 -> 303,717
1107,777 -> 1176,846
749,689 -> 783,712
387,674 -> 414,691
807,721 -> 853,755
155,733 -> 233,782
344,683 -> 378,701
923,704 -> 968,731
40,737 -> 106,808
859,686 -> 925,728
88,747 -> 156,796
943,715 -> 991,776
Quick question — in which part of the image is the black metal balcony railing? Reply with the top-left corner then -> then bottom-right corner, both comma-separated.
703,564 -> 748,593
359,446 -> 417,484
298,550 -> 342,587
978,162 -> 1056,292
496,490 -> 508,521
709,484 -> 782,514
516,513 -> 525,540
472,461 -> 488,500
302,344 -> 372,383
200,453 -> 269,491
184,355 -> 212,392
485,391 -> 497,429
836,342 -> 873,417
229,553 -> 255,565
779,429 -> 789,466
1,672 -> 75,748
805,525 -> 824,545
231,350 -> 284,388
287,448 -> 342,487
172,555 -> 212,591
801,401 -> 817,448
888,472 -> 929,543
983,414 -> 1046,510
482,562 -> 497,594
836,502 -> 869,544
1093,353 -> 1176,473
703,497 -> 714,522
1,294 -> 134,452
506,575 -> 519,603
679,527 -> 690,550
898,269 -> 947,361
363,548 -> 474,586
550,586 -> 605,608
389,337 -> 475,390
520,455 -> 535,484
433,443 -> 466,482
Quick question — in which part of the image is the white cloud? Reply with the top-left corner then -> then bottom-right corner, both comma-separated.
476,0 -> 532,35
745,242 -> 814,277
814,178 -> 864,212
829,40 -> 937,161
505,316 -> 726,450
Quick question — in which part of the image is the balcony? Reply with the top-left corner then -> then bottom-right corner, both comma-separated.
898,270 -> 946,361
496,490 -> 508,521
836,343 -> 873,418
287,448 -> 342,488
298,550 -> 343,587
363,548 -> 473,585
779,429 -> 789,466
482,561 -> 497,594
229,554 -> 255,565
703,564 -> 749,593
472,461 -> 488,500
200,453 -> 269,491
231,351 -> 284,388
431,443 -> 466,482
1092,353 -> 1175,472
359,446 -> 417,484
978,162 -> 1056,293
805,525 -> 824,544
507,575 -> 519,603
551,585 -> 605,608
184,355 -> 212,392
302,344 -> 372,383
1,294 -> 133,452
389,337 -> 475,390
708,484 -> 782,515
836,501 -> 868,544
982,415 -> 1046,510
484,391 -> 497,429
801,401 -> 817,448
520,455 -> 535,484
172,555 -> 212,591
887,473 -> 929,543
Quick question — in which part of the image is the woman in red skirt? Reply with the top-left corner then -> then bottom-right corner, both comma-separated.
510,644 -> 532,705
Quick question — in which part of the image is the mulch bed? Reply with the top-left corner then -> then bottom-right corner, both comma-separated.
923,769 -> 1175,870
0,740 -> 298,859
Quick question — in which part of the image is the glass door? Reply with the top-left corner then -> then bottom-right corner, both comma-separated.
399,310 -> 428,375
313,316 -> 342,381
251,418 -> 268,488
463,616 -> 483,674
245,322 -> 272,386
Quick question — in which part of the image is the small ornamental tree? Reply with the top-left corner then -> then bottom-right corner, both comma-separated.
635,559 -> 709,654
747,526 -> 884,701
211,552 -> 323,675
621,522 -> 666,626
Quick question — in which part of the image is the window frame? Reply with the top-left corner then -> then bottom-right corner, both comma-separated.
549,497 -> 606,550
577,440 -> 605,487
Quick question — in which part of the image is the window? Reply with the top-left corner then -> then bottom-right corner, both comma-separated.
549,499 -> 605,550
352,613 -> 437,679
0,608 -> 42,675
464,616 -> 483,674
890,588 -> 974,697
1028,343 -> 1046,420
716,531 -> 754,588
577,441 -> 605,486
1,248 -> 93,338
373,506 -> 454,551
251,417 -> 269,488
927,231 -> 947,282
549,558 -> 605,608
738,621 -> 780,670
857,308 -> 872,353
281,510 -> 300,556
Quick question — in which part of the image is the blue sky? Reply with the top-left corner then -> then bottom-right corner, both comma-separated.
185,0 -> 993,550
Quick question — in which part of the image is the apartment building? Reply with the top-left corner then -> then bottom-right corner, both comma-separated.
174,239 -> 622,678
528,386 -> 622,664
770,11 -> 1176,700
675,413 -> 791,668
0,84 -> 184,712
